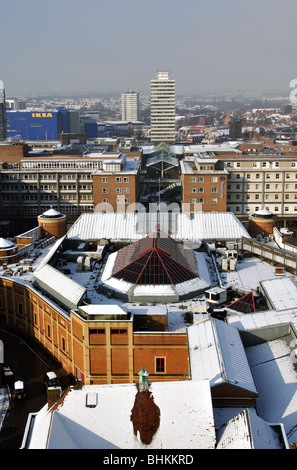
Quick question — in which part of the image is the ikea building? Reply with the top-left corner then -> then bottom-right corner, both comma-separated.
6,107 -> 80,141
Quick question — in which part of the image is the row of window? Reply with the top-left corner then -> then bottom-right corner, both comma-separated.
229,205 -> 297,213
191,187 -> 218,193
190,176 -> 219,183
190,198 -> 218,204
228,161 -> 297,168
102,176 -> 129,183
102,198 -> 130,204
232,173 -> 297,180
229,194 -> 297,201
102,187 -> 130,194
22,161 -> 104,169
229,183 -> 297,190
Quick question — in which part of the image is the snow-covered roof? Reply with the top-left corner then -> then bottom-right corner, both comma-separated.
216,408 -> 288,449
187,318 -> 258,395
33,264 -> 86,310
40,208 -> 63,218
0,237 -> 16,249
66,212 -> 250,242
259,276 -> 297,311
25,381 -> 216,449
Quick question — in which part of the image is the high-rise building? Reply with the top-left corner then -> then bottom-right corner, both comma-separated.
0,80 -> 7,141
121,89 -> 139,121
150,71 -> 176,143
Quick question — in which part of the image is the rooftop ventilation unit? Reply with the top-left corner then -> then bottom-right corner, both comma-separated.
86,393 -> 97,408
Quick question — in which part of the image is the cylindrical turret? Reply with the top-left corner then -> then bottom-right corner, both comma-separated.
248,207 -> 277,238
0,237 -> 19,265
37,207 -> 67,239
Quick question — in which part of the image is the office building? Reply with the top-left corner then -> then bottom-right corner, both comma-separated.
0,80 -> 7,141
150,71 -> 176,143
121,89 -> 139,121
0,144 -> 141,219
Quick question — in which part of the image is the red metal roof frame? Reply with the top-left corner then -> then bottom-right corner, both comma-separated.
227,291 -> 256,313
112,226 -> 198,285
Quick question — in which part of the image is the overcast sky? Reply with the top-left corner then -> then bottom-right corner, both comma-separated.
1,0 -> 297,97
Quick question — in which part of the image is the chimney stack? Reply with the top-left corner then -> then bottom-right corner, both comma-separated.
138,367 -> 149,392
47,386 -> 62,410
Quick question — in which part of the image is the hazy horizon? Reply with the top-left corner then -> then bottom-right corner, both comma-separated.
2,0 -> 297,99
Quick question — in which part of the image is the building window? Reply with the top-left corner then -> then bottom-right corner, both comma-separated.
190,177 -> 196,183
116,188 -> 122,194
211,198 -> 218,204
191,188 -> 196,193
61,337 -> 66,352
18,303 -> 23,316
211,187 -> 218,193
198,177 -> 204,183
212,177 -> 218,182
47,324 -> 51,339
190,198 -> 196,204
102,177 -> 108,183
102,188 -> 108,194
123,177 -> 129,183
116,177 -> 122,183
111,329 -> 127,335
155,357 -> 165,373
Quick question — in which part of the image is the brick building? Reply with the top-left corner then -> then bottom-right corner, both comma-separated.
0,144 -> 141,219
180,154 -> 228,212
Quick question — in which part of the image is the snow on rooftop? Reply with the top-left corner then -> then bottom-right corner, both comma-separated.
66,212 -> 250,242
33,264 -> 86,310
27,381 -> 216,449
245,338 -> 297,445
188,318 -> 257,395
216,408 -> 288,449
260,277 -> 297,311
0,237 -> 16,249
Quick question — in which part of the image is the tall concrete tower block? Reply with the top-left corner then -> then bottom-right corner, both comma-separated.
150,71 -> 176,143
121,89 -> 139,121
0,81 -> 7,141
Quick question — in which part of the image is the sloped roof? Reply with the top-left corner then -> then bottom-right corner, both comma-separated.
112,227 -> 198,285
227,291 -> 256,314
31,381 -> 216,449
187,318 -> 258,396
216,408 -> 288,449
66,212 -> 250,242
33,264 -> 86,310
0,237 -> 16,249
